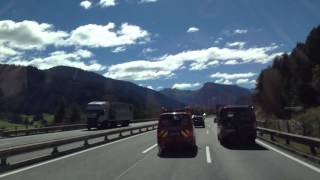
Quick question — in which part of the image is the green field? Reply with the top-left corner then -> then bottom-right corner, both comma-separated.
0,113 -> 55,131
0,119 -> 26,130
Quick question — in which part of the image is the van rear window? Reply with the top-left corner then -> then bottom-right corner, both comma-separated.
220,108 -> 255,123
159,114 -> 191,127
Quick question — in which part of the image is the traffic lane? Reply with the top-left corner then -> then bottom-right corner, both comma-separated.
121,117 -> 319,180
0,121 -> 157,150
110,124 -> 216,180
0,130 -> 157,180
7,132 -> 128,165
209,123 -> 320,180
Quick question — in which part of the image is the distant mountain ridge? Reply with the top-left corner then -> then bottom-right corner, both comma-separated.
160,82 -> 252,108
0,64 -> 184,117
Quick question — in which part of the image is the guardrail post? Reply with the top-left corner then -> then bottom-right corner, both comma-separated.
285,138 -> 290,145
104,136 -> 109,141
84,139 -> 89,146
270,133 -> 275,141
310,145 -> 317,155
139,128 -> 142,133
130,130 -> 134,135
119,132 -> 123,137
51,147 -> 59,154
0,157 -> 8,167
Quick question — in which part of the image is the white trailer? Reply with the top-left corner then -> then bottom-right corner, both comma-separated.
86,101 -> 133,130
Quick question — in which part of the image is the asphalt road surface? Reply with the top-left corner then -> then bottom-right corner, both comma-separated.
0,117 -> 319,180
0,121 -> 157,150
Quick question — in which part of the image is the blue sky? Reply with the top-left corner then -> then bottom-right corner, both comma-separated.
0,0 -> 319,90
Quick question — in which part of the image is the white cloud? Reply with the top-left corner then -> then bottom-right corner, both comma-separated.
187,27 -> 199,33
147,85 -> 154,90
210,72 -> 256,80
156,86 -> 163,90
139,0 -> 158,3
214,78 -> 232,85
226,41 -> 246,49
105,60 -> 177,80
112,46 -> 126,53
0,20 -> 68,50
104,44 -> 281,81
142,47 -> 157,54
138,84 -> 155,90
6,49 -> 106,71
0,45 -> 21,60
235,78 -> 256,85
80,1 -> 92,9
233,29 -> 248,34
64,22 -> 150,48
98,0 -> 116,7
172,82 -> 201,90
224,60 -> 239,65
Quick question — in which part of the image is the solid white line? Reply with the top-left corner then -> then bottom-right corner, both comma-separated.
142,144 -> 157,154
256,139 -> 320,173
205,146 -> 212,164
0,130 -> 155,178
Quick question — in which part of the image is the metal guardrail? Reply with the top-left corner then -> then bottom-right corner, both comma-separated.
0,118 -> 158,137
256,127 -> 320,156
0,123 -> 158,170
1,124 -> 87,137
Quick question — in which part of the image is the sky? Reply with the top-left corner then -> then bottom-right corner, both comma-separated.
0,0 -> 319,90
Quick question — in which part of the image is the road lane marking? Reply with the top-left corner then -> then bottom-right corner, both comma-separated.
114,153 -> 151,180
206,130 -> 209,135
142,144 -> 157,154
256,139 -> 320,173
205,146 -> 212,163
0,130 -> 156,178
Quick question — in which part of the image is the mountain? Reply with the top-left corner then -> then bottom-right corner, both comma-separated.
0,64 -> 184,118
160,82 -> 252,108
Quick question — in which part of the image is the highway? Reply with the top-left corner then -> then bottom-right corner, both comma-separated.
0,121 -> 157,150
1,117 -> 320,180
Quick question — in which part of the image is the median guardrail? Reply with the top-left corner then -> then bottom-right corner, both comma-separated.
1,118 -> 158,138
256,127 -> 320,163
0,122 -> 158,171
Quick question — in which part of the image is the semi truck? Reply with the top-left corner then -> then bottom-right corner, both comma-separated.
86,101 -> 133,130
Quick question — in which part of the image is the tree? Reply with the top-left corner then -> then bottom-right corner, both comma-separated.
69,104 -> 81,123
54,104 -> 66,124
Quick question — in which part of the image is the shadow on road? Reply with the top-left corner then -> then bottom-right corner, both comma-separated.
221,142 -> 268,151
158,146 -> 198,158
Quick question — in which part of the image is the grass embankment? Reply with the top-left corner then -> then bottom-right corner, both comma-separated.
0,113 -> 55,131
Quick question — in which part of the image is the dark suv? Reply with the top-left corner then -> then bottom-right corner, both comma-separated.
216,105 -> 256,145
157,112 -> 196,155
192,115 -> 205,128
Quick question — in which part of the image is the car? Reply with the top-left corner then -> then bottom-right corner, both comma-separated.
192,115 -> 205,128
216,105 -> 257,145
157,111 -> 196,155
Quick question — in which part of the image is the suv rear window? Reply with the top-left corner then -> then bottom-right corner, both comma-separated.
220,108 -> 255,124
159,114 -> 191,127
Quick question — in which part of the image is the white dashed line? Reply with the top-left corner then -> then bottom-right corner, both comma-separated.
142,144 -> 157,154
206,146 -> 212,163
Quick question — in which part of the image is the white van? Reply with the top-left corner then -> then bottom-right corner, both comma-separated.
86,101 -> 133,130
